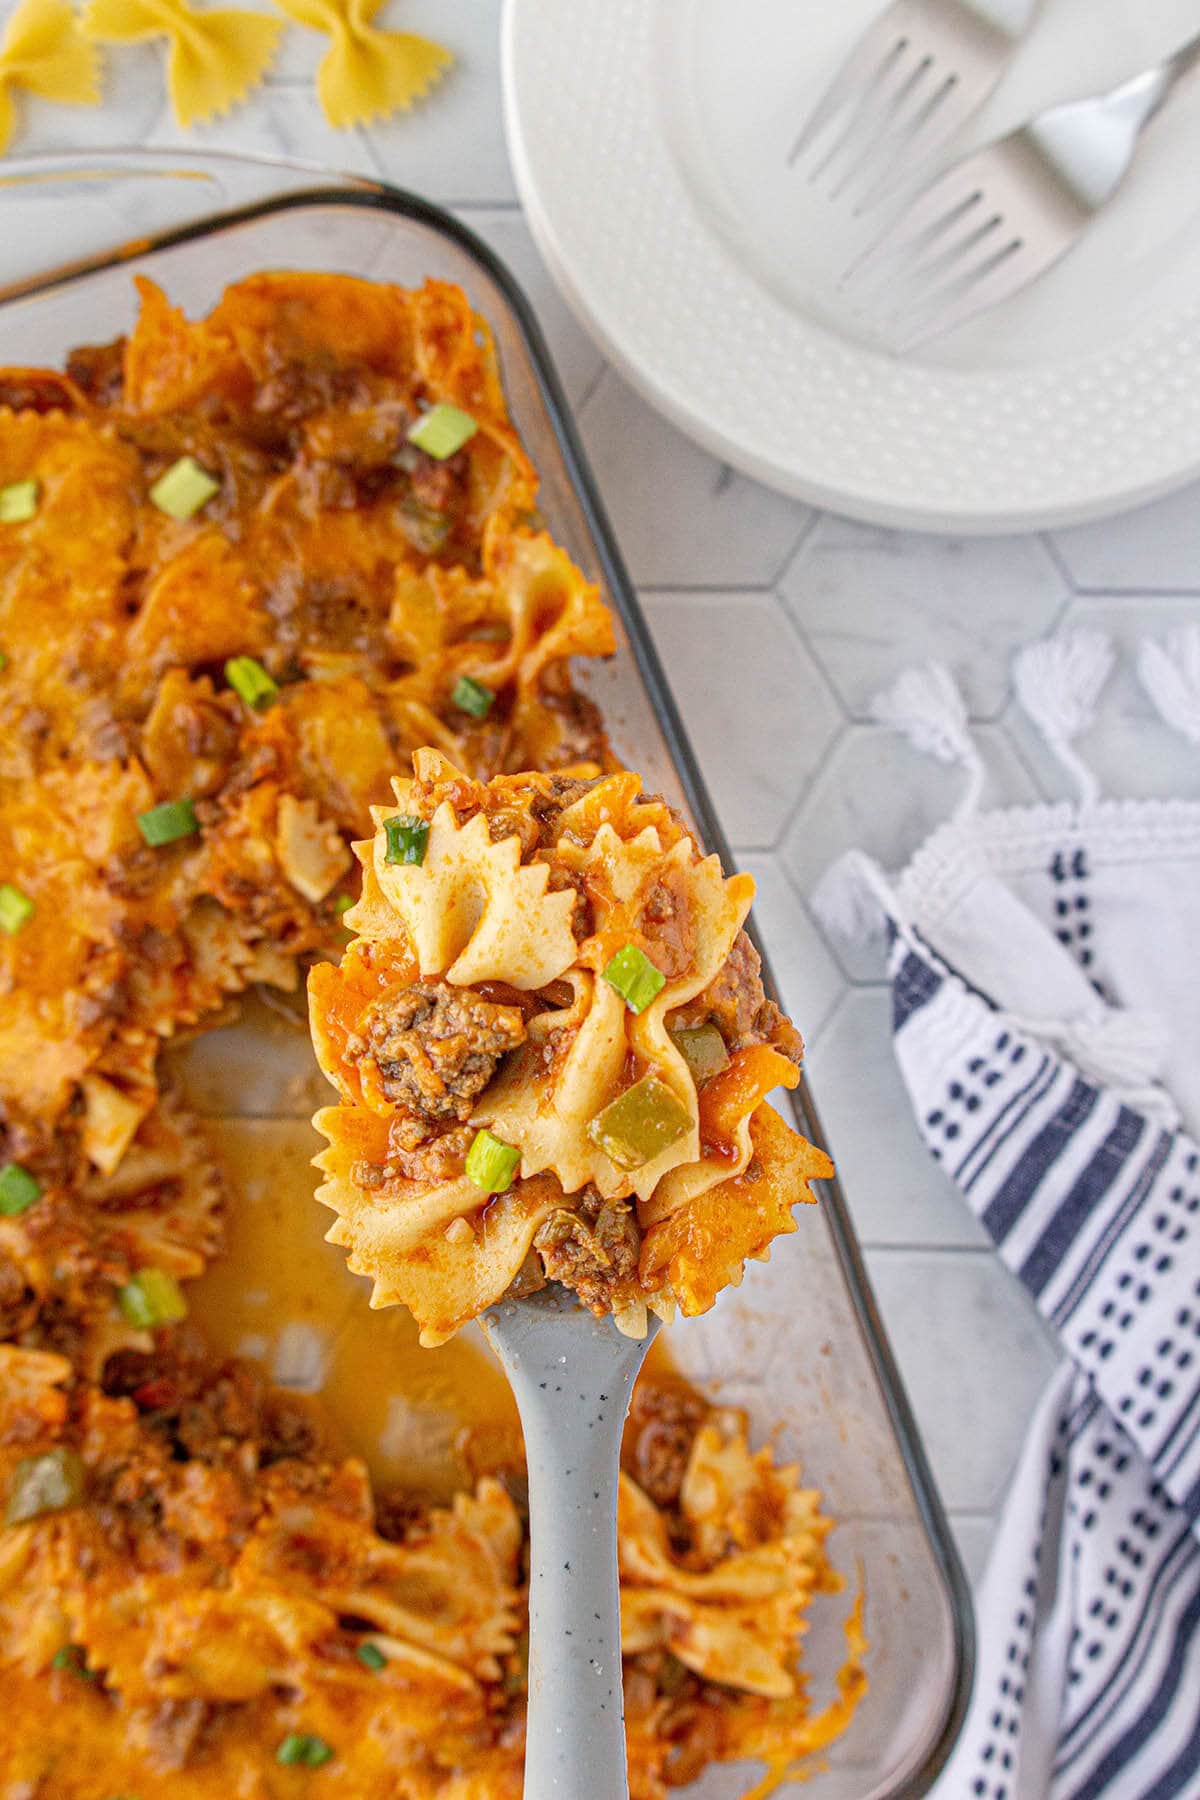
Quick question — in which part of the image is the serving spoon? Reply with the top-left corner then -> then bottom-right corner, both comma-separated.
481,1287 -> 660,1800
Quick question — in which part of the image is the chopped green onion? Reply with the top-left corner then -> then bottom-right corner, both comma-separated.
51,1643 -> 96,1681
0,882 -> 34,935
669,1023 -> 729,1085
0,650 -> 8,672
137,797 -> 198,847
601,944 -> 666,1015
0,480 -> 39,524
451,675 -> 494,719
333,893 -> 355,916
382,814 -> 429,866
0,1161 -> 41,1216
587,1077 -> 691,1172
224,655 -> 278,711
149,456 -> 219,520
276,1733 -> 335,1768
356,1641 -> 387,1671
117,1268 -> 188,1329
466,1129 -> 521,1195
407,403 -> 477,461
6,1447 -> 84,1524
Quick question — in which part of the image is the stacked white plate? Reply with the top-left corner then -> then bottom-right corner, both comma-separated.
504,0 -> 1200,531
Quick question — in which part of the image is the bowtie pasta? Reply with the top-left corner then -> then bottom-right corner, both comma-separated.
0,1340 -> 864,1798
310,752 -> 833,1344
0,268 -> 861,1794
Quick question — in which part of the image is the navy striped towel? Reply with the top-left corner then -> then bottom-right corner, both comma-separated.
816,631 -> 1200,1798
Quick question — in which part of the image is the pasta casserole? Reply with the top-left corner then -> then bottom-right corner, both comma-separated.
0,269 -> 864,1795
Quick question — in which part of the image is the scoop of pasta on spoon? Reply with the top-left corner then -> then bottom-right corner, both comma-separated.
308,750 -> 831,1797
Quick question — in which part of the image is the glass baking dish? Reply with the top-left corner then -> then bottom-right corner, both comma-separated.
0,149 -> 973,1797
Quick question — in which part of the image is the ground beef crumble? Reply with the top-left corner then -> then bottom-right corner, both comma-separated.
636,866 -> 695,981
622,1379 -> 711,1510
534,1188 -> 641,1315
672,929 -> 803,1066
356,979 -> 527,1149
141,1697 -> 210,1771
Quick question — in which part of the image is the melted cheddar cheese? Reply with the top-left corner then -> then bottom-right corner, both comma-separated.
0,273 -> 862,1796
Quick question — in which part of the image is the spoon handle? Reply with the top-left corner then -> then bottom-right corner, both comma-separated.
482,1291 -> 656,1800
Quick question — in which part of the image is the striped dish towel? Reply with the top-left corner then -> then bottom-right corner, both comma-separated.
816,631 -> 1200,1798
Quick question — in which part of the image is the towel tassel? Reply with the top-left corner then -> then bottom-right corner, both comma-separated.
869,662 -> 984,820
812,849 -> 896,944
1012,630 -> 1112,806
1136,624 -> 1200,748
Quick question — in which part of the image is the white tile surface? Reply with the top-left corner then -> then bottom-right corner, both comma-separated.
738,854 -> 843,1041
949,1514 -> 1000,1587
18,7 -> 1200,1669
780,723 -> 1042,980
459,207 -> 607,412
809,989 -> 989,1251
20,46 -> 165,152
863,1250 -> 1062,1513
148,87 -> 383,179
578,367 -> 812,588
783,517 -> 1069,721
1049,476 -> 1200,591
642,590 -> 841,849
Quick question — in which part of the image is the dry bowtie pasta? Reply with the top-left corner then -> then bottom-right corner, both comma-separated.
81,0 -> 283,127
0,0 -> 100,153
274,0 -> 452,128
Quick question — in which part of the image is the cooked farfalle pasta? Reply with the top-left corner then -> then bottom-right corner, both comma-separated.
0,270 -> 864,1795
0,272 -> 614,1260
620,1391 -> 868,1797
310,752 -> 833,1343
0,1341 -> 862,1798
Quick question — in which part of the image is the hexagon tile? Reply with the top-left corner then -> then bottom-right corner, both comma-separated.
1048,475 -> 1200,591
781,515 -> 1071,720
863,1249 -> 1061,1515
738,854 -> 843,1042
577,367 -> 813,588
461,208 -> 607,411
779,721 -> 1042,980
641,590 -> 842,849
807,988 -> 989,1253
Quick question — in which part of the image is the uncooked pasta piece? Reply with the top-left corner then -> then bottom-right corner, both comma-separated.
0,0 -> 100,155
273,0 -> 452,128
81,0 -> 282,126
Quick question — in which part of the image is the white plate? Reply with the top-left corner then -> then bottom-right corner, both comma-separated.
503,0 -> 1200,533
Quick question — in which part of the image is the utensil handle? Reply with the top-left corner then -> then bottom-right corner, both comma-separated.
518,1362 -> 632,1800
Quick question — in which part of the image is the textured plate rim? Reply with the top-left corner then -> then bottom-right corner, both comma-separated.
501,0 -> 1200,536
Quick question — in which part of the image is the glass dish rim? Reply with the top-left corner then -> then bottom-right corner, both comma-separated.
0,147 -> 975,1795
